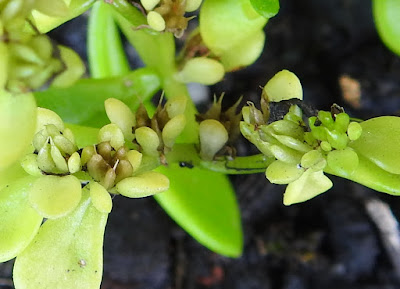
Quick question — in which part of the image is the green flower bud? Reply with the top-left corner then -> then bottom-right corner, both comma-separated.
263,70 -> 303,102
141,0 -> 160,10
199,119 -> 228,161
174,57 -> 225,85
266,160 -> 304,185
162,114 -> 186,149
81,145 -> 96,166
347,122 -> 362,141
20,154 -> 42,177
135,127 -> 160,156
98,124 -> 125,150
126,150 -> 142,173
36,107 -> 64,134
53,135 -> 77,155
37,142 -> 57,174
50,139 -> 69,173
89,182 -> 112,214
185,0 -> 202,12
147,11 -> 165,31
68,152 -> 81,174
104,98 -> 135,141
165,96 -> 187,119
116,171 -> 169,198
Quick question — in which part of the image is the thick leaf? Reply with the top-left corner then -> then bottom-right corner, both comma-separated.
88,1 -> 130,78
200,0 -> 267,55
0,176 -> 42,262
14,190 -> 108,289
34,68 -> 160,128
31,0 -> 96,33
154,164 -> 243,257
349,116 -> 400,174
373,0 -> 400,56
0,162 -> 29,191
250,0 -> 279,18
0,91 -> 36,171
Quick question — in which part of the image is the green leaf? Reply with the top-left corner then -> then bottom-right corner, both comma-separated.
34,68 -> 160,128
0,176 -> 42,262
65,123 -> 99,149
154,164 -> 243,257
250,0 -> 280,18
349,116 -> 400,174
373,0 -> 400,56
14,190 -> 108,289
31,0 -> 96,33
88,1 -> 130,78
200,0 -> 267,55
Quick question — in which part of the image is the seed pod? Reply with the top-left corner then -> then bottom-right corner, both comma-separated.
36,107 -> 64,133
174,57 -> 225,85
347,122 -> 362,141
126,150 -> 142,173
89,182 -> 112,213
135,127 -> 160,156
116,171 -> 169,198
185,0 -> 202,12
20,154 -> 43,176
147,11 -> 166,31
98,124 -> 125,150
29,175 -> 82,219
68,152 -> 81,174
263,70 -> 303,102
104,98 -> 135,140
162,114 -> 186,148
199,119 -> 228,161
266,160 -> 304,185
141,0 -> 160,10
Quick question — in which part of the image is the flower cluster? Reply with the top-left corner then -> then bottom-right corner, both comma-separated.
241,70 -> 363,205
0,0 -> 84,93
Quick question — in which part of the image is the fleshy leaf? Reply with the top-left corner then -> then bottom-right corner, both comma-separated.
13,190 -> 108,289
200,0 -> 267,55
0,176 -> 42,262
326,148 -> 359,175
250,0 -> 280,18
154,164 -> 243,257
283,170 -> 333,206
349,116 -> 400,174
373,0 -> 400,57
34,68 -> 160,128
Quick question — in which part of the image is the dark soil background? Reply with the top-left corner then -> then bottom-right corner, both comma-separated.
3,0 -> 400,288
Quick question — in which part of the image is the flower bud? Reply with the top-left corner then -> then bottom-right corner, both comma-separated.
68,152 -> 81,174
116,171 -> 169,198
105,98 -> 135,141
37,142 -> 57,174
98,124 -> 125,150
50,140 -> 69,173
147,11 -> 165,31
81,146 -> 96,166
263,70 -> 303,102
174,57 -> 225,85
90,182 -> 112,213
141,0 -> 160,10
135,127 -> 160,156
199,119 -> 228,161
162,114 -> 186,148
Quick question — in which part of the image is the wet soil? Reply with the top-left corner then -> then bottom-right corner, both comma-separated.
2,0 -> 400,288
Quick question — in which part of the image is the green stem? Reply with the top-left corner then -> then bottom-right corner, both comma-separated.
87,1 -> 130,78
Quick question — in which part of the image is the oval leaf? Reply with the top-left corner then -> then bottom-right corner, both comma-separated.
154,164 -> 243,257
250,0 -> 280,18
0,176 -> 42,262
14,191 -> 108,289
